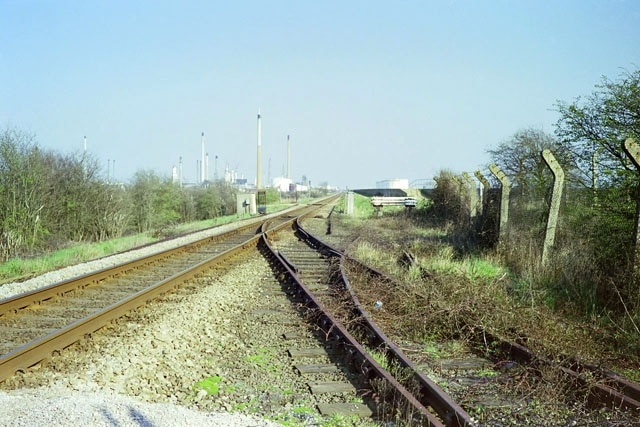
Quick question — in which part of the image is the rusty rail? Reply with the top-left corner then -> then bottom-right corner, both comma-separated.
259,230 -> 445,426
292,219 -> 472,426
0,199 -> 340,383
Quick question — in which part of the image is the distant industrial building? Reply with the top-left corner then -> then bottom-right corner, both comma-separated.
272,176 -> 294,192
376,179 -> 409,189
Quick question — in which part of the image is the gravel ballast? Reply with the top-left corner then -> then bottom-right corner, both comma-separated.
0,214 -> 311,427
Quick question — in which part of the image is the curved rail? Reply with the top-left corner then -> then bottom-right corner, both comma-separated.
301,214 -> 640,416
292,218 -> 472,426
0,200 -> 337,383
259,228 -> 444,426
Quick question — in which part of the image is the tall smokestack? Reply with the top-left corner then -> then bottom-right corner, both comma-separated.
205,152 -> 209,182
200,132 -> 205,184
179,156 -> 183,187
287,134 -> 291,180
256,109 -> 262,189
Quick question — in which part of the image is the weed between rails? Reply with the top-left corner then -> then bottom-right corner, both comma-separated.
336,212 -> 640,414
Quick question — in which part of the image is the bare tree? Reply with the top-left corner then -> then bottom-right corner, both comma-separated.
486,127 -> 571,200
0,129 -> 47,259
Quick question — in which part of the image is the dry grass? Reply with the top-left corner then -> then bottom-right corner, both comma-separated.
341,213 -> 639,373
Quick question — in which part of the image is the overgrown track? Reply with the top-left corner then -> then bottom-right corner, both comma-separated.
0,202 -> 324,384
298,222 -> 472,426
471,329 -> 640,411
337,234 -> 640,419
277,211 -> 640,424
264,209 -> 471,426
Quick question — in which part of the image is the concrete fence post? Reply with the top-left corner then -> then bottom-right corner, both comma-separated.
462,172 -> 478,220
474,170 -> 490,216
541,149 -> 565,266
488,163 -> 511,246
622,138 -> 640,274
346,191 -> 354,216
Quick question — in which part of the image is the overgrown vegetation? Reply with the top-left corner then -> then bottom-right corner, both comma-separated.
343,202 -> 637,388
342,68 -> 640,374
420,69 -> 640,357
0,127 -> 253,263
0,213 -> 251,282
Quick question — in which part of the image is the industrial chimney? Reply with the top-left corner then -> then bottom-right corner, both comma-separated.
256,110 -> 262,189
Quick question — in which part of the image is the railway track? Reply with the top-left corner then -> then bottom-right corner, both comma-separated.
266,210 -> 471,426
4,193 -> 637,425
0,202 -> 317,383
297,210 -> 640,425
1,195 -> 460,425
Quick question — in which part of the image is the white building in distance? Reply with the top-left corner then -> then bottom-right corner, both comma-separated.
376,179 -> 409,189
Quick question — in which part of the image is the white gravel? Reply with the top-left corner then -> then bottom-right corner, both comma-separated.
0,388 -> 277,427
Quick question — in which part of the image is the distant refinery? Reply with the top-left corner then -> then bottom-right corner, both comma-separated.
170,110 -> 307,191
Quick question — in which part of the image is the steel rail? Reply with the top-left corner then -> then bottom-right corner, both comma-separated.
0,199 -> 340,383
259,230 -> 444,426
0,232 -> 262,383
293,219 -> 472,427
0,222 -> 260,317
473,330 -> 640,412
0,201 -> 328,318
323,217 -> 640,416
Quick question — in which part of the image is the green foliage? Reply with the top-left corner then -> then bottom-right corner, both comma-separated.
334,193 -> 376,217
193,182 -> 238,220
555,69 -> 640,188
193,375 -> 224,395
0,129 -> 47,258
0,209 -> 253,283
244,347 -> 282,374
429,170 -> 467,226
0,234 -> 153,282
264,187 -> 280,204
129,170 -> 183,233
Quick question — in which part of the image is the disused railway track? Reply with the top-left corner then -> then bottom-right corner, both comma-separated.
265,212 -> 471,426
291,209 -> 640,425
10,193 -> 634,425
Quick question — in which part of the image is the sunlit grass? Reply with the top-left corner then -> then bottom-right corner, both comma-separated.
334,192 -> 377,218
351,241 -> 383,266
0,235 -> 153,282
0,202 -> 296,284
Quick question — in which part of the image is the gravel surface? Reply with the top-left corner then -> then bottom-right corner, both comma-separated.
0,253 -> 295,426
0,211 -> 312,427
0,388 -> 277,426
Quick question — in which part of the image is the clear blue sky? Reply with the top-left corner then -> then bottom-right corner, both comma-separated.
1,1 -> 638,188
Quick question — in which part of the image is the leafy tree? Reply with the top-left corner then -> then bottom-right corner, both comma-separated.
554,68 -> 640,310
194,186 -> 223,220
214,181 -> 237,215
193,182 -> 238,220
39,151 -> 100,241
554,69 -> 640,248
85,182 -> 129,241
555,68 -> 640,188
